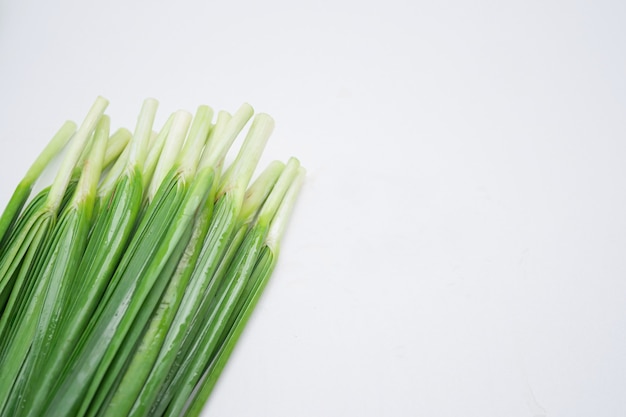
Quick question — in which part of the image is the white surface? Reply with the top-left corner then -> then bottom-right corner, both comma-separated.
1,0 -> 626,416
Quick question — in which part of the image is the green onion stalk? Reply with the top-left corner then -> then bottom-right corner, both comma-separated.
127,109 -> 276,417
78,108 -> 211,417
0,97 -> 109,415
84,105 -> 215,417
42,104 -> 214,417
0,121 -> 76,249
157,158 -> 301,417
9,126 -> 133,253
5,115 -> 110,417
184,165 -> 305,417
142,114 -> 175,193
99,107 -> 269,417
19,99 -> 159,417
0,97 -> 305,417
0,97 -> 107,349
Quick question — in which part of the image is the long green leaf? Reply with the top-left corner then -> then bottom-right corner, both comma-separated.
86,212 -> 197,417
160,160 -> 300,416
0,121 -> 75,248
182,166 -> 304,416
0,99 -> 108,413
127,112 -> 272,417
5,115 -> 108,417
183,246 -> 275,417
43,164 -> 211,417
16,117 -> 120,417
157,225 -> 267,417
97,108 -> 216,417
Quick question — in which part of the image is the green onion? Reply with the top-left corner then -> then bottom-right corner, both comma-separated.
156,158 -> 301,417
86,105 -> 214,417
0,96 -> 107,341
104,128 -> 132,167
18,99 -> 159,417
142,114 -> 175,192
0,121 -> 76,248
6,115 -> 110,417
0,97 -> 109,415
126,110 -> 274,417
184,166 -> 304,417
41,106 -> 213,417
0,97 -> 305,417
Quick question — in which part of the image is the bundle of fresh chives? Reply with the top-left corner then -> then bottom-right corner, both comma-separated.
0,97 -> 304,417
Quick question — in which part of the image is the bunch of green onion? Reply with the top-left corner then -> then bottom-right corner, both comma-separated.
0,97 -> 304,417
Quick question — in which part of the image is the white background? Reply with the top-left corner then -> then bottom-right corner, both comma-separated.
1,0 -> 626,416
